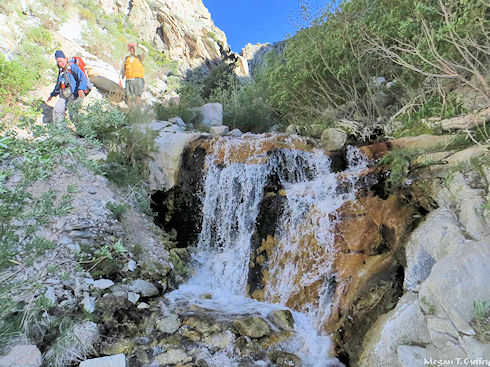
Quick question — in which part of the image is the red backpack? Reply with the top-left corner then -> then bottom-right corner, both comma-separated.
68,56 -> 93,95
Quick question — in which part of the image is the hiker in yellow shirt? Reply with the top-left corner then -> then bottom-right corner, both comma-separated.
119,43 -> 148,106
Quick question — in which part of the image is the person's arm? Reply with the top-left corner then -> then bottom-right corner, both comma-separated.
47,71 -> 61,102
71,64 -> 88,98
119,57 -> 127,87
137,44 -> 148,62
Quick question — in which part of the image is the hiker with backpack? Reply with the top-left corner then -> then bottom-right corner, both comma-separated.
119,43 -> 148,107
47,50 -> 90,123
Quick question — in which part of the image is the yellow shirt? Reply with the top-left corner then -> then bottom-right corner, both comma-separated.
124,55 -> 145,79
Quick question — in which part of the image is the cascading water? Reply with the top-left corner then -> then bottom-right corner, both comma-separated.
165,135 -> 371,366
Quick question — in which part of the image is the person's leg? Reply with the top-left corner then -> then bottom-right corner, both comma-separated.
53,98 -> 66,123
65,95 -> 82,122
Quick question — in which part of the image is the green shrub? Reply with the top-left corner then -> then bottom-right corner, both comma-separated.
378,149 -> 414,190
394,94 -> 466,138
208,77 -> 279,133
25,26 -> 52,48
261,0 -> 489,137
0,55 -> 31,105
70,101 -> 157,185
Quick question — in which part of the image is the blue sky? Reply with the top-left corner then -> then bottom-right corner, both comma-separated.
202,0 -> 323,52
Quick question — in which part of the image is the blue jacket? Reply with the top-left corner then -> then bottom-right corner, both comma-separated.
50,62 -> 88,98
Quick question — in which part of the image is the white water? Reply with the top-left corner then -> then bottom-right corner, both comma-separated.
165,136 -> 370,366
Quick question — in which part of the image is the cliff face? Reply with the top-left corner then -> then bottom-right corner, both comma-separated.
95,0 -> 229,70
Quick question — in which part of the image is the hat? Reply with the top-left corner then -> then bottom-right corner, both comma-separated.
54,50 -> 66,59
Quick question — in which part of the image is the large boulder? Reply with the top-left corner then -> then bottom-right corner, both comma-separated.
358,292 -> 431,367
437,173 -> 490,240
140,122 -> 202,190
196,103 -> 223,127
404,207 -> 466,290
419,238 -> 490,336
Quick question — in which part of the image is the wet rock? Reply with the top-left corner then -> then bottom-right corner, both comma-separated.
233,317 -> 270,338
269,350 -> 301,367
321,128 -> 347,151
210,125 -> 229,136
153,349 -> 191,365
234,336 -> 262,357
202,330 -> 236,350
0,345 -> 42,367
229,128 -> 243,137
156,314 -> 182,334
178,326 -> 201,341
183,316 -> 221,334
100,339 -> 134,356
267,310 -> 294,331
79,353 -> 126,367
128,279 -> 159,298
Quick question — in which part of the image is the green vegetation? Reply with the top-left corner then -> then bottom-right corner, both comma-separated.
159,61 -> 279,132
471,300 -> 489,342
259,0 -> 489,138
378,149 -> 414,190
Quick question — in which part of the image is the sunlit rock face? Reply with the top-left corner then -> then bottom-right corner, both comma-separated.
251,194 -> 415,335
94,0 -> 229,70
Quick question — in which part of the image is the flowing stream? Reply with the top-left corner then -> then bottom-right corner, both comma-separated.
165,135 -> 370,366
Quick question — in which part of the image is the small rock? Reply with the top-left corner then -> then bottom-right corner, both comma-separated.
267,310 -> 295,331
128,279 -> 159,297
44,287 -> 57,305
154,349 -> 191,365
202,331 -> 236,350
111,285 -> 128,298
0,345 -> 42,367
137,302 -> 150,309
93,279 -> 114,290
156,314 -> 182,334
229,128 -> 242,137
79,353 -> 126,367
233,317 -> 270,338
269,350 -> 301,367
210,125 -> 229,137
82,292 -> 95,313
67,243 -> 80,252
286,124 -> 300,134
127,292 -> 140,304
321,128 -> 347,151
127,259 -> 137,272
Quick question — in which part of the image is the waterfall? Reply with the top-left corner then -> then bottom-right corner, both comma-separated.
265,146 -> 369,330
166,136 -> 370,366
